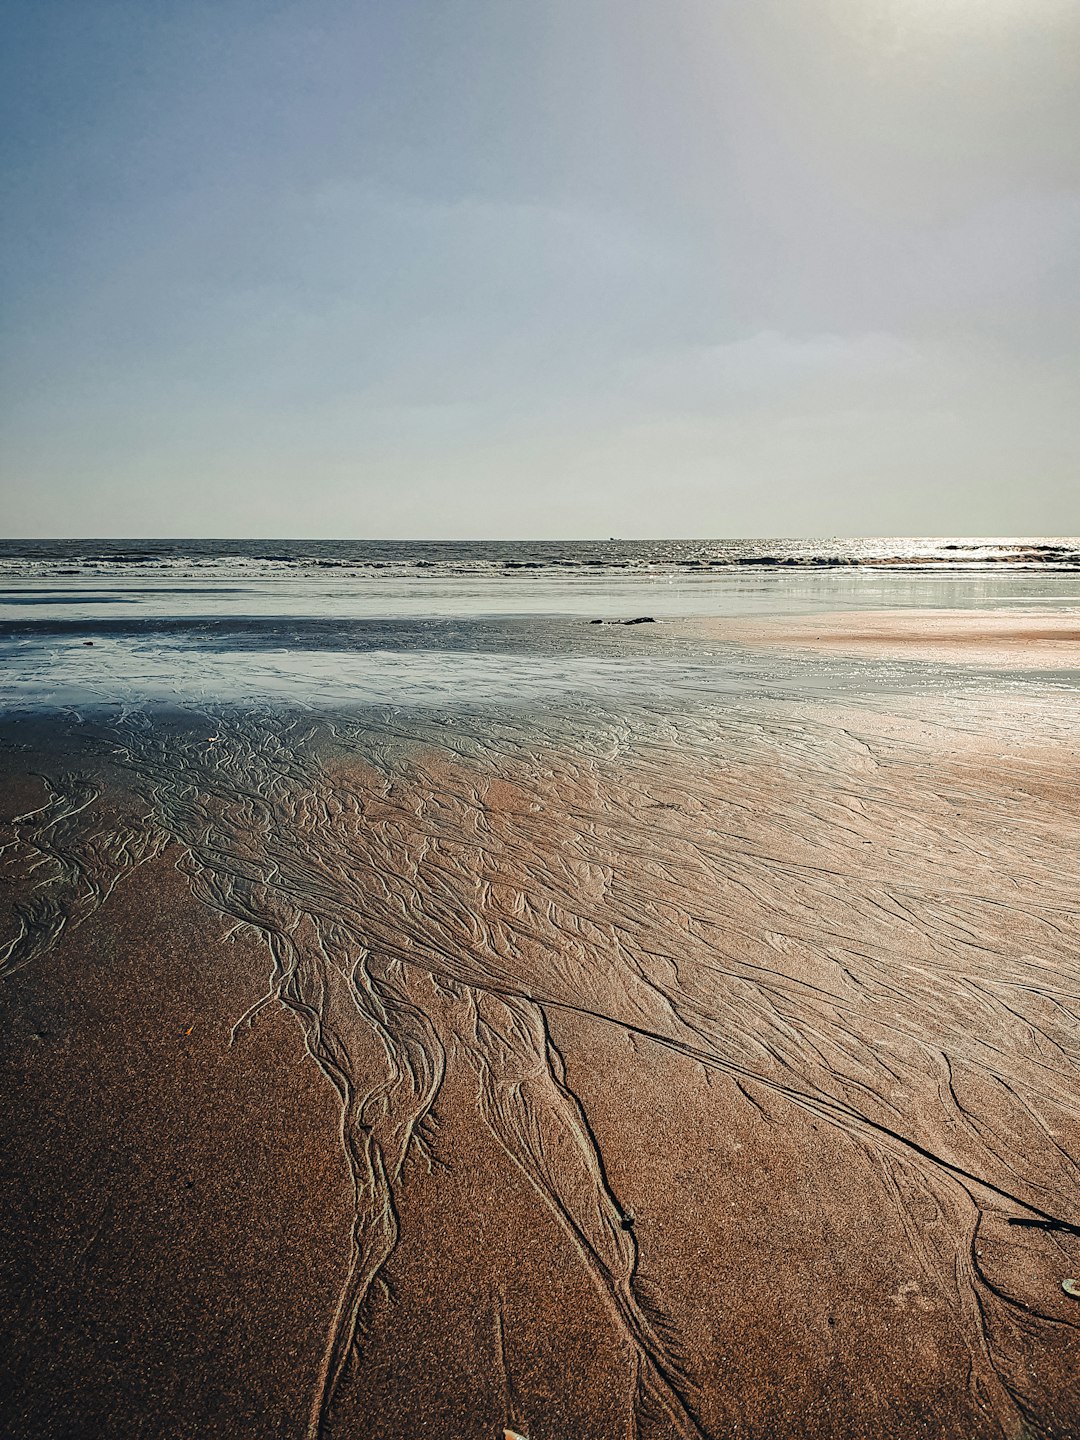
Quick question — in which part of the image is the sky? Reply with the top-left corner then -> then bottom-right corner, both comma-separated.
1,0 -> 1078,539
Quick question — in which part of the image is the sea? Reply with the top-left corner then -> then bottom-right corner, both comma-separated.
1,537 -> 1078,713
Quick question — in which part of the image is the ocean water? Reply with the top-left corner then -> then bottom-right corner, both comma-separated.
4,536 -> 1080,576
1,537 -> 1077,713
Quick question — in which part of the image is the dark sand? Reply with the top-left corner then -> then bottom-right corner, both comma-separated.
1,682 -> 1079,1439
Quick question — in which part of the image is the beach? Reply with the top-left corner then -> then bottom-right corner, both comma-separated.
704,610 -> 1080,669
2,543 -> 1079,1439
7,0 -> 1080,1424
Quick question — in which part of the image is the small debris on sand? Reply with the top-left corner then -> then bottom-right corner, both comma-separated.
587,617 -> 656,626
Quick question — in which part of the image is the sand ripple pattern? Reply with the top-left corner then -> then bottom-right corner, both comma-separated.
2,698 -> 1079,1438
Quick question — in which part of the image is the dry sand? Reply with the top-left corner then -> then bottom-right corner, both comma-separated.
1,689 -> 1079,1439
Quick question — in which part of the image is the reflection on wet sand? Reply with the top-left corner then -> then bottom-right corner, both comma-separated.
1,692 -> 1078,1438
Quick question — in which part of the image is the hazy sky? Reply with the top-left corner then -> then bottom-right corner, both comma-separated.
2,0 -> 1078,538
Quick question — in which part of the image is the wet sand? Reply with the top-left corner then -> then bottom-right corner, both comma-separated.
703,609 -> 1080,668
1,687 -> 1079,1439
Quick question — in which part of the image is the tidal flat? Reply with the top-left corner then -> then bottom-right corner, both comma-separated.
2,670 -> 1078,1439
1,545 -> 1079,1438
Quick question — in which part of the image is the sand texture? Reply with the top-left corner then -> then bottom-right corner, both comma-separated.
704,609 -> 1080,668
1,692 -> 1079,1439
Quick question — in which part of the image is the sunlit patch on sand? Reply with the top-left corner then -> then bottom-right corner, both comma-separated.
705,609 -> 1080,669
